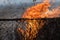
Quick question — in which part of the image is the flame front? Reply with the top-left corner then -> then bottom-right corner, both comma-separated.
17,0 -> 60,40
22,0 -> 50,18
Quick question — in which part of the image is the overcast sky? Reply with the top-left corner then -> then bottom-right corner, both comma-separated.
0,0 -> 60,5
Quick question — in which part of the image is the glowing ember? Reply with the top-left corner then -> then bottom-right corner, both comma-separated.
17,0 -> 60,40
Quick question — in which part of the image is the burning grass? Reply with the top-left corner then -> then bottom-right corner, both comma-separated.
17,0 -> 60,40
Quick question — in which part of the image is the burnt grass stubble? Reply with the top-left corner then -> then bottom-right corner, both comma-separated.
15,18 -> 60,40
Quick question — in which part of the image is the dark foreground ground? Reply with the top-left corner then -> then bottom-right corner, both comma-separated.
37,18 -> 60,40
0,18 -> 60,40
15,18 -> 60,40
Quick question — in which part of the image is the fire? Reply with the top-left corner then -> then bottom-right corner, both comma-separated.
22,0 -> 60,18
22,0 -> 50,18
17,0 -> 60,40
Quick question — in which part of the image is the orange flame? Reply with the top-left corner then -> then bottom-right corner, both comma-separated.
22,1 -> 50,18
22,0 -> 60,18
17,0 -> 60,40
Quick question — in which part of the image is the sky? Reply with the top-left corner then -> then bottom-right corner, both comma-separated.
0,0 -> 60,5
